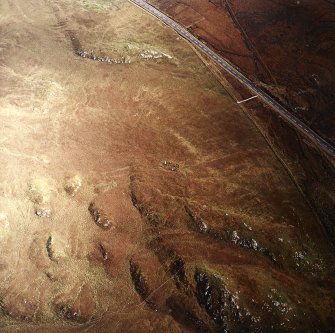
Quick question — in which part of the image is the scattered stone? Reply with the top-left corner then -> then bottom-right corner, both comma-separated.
88,202 -> 113,230
77,49 -> 131,64
195,268 -> 251,329
198,220 -> 208,233
170,258 -> 188,286
35,207 -> 51,218
230,231 -> 276,262
28,178 -> 52,205
46,236 -> 55,261
160,160 -> 179,172
130,260 -> 156,309
243,222 -> 252,231
64,175 -> 82,196
45,271 -> 55,281
0,294 -> 38,322
55,285 -> 95,323
55,303 -> 78,322
140,49 -> 172,60
294,251 -> 305,260
99,243 -> 108,261
45,234 -> 68,262
231,230 -> 240,244
184,205 -> 208,233
251,239 -> 258,251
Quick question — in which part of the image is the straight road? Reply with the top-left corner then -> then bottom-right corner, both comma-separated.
129,0 -> 335,159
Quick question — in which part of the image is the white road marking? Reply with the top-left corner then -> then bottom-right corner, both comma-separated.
237,95 -> 258,104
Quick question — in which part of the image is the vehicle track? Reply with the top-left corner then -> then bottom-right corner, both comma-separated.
129,0 -> 335,159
